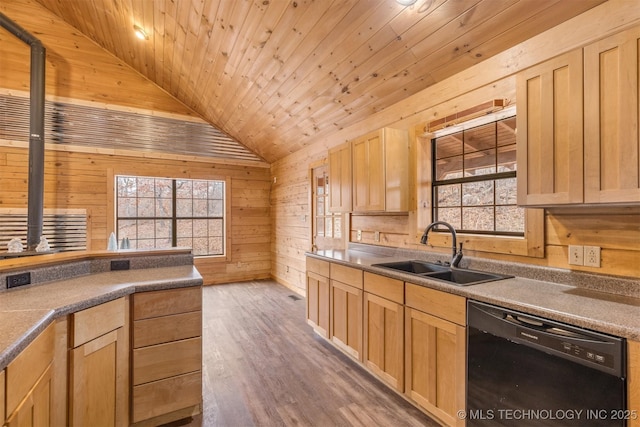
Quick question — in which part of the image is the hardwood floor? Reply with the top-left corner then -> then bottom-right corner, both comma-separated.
191,280 -> 440,427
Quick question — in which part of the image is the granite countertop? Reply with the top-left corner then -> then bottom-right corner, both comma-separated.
307,248 -> 640,342
0,264 -> 202,370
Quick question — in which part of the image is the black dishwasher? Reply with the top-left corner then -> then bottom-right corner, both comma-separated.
467,301 -> 627,426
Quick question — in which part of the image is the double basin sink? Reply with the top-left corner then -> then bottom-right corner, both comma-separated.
371,260 -> 512,286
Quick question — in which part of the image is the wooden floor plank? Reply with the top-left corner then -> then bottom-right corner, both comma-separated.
188,280 -> 439,426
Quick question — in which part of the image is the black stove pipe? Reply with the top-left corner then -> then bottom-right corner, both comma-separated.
0,12 -> 46,251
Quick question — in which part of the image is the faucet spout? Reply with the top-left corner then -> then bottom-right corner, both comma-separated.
420,221 -> 463,267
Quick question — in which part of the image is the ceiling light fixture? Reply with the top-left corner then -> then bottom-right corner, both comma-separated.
396,0 -> 417,5
133,24 -> 148,40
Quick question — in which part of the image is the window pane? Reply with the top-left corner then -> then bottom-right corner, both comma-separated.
325,218 -> 332,238
464,123 -> 495,153
193,199 -> 208,217
465,148 -> 496,176
462,207 -> 494,231
117,220 -> 136,240
208,200 -> 223,217
192,237 -> 208,255
498,144 -> 517,172
155,179 -> 172,198
137,198 -> 155,217
118,177 -> 136,196
208,219 -> 223,236
176,199 -> 192,217
209,182 -> 223,199
193,181 -> 208,199
209,237 -> 223,255
435,155 -> 463,180
156,199 -> 172,217
118,198 -> 136,217
177,237 -> 192,248
462,181 -> 494,206
155,220 -> 171,241
177,220 -> 192,238
316,216 -> 325,236
137,178 -> 155,197
137,219 -> 154,239
437,184 -> 461,207
496,206 -> 525,232
317,198 -> 324,216
176,180 -> 192,198
436,208 -> 461,229
496,178 -> 518,205
317,177 -> 325,195
436,132 -> 463,159
497,117 -> 517,147
334,216 -> 342,238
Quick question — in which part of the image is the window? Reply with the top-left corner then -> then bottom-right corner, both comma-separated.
432,115 -> 523,235
311,164 -> 343,250
116,175 -> 225,256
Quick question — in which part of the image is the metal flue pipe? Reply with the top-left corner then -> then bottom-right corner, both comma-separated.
0,12 -> 46,251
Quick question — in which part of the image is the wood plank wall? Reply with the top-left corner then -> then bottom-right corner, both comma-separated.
0,144 -> 272,285
271,1 -> 640,294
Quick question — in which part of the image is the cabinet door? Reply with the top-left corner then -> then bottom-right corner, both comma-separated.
353,131 -> 385,212
5,364 -> 52,427
516,49 -> 584,205
405,307 -> 465,427
584,27 -> 640,204
306,271 -> 330,338
329,142 -> 352,213
330,280 -> 363,360
363,292 -> 404,391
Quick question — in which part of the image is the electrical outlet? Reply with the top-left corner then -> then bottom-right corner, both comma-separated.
110,260 -> 130,271
584,246 -> 601,268
356,230 -> 362,241
374,231 -> 380,242
7,272 -> 31,289
568,245 -> 584,266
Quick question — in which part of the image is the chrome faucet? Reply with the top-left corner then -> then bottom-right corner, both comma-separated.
420,221 -> 463,267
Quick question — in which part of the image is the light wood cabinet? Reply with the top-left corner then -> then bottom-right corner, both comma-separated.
329,263 -> 363,360
328,142 -> 352,213
352,128 -> 409,212
4,323 -> 55,427
629,340 -> 640,427
69,297 -> 129,427
404,283 -> 466,427
363,272 -> 404,392
517,26 -> 640,206
516,49 -> 584,206
306,257 -> 331,338
584,26 -> 640,204
131,287 -> 202,426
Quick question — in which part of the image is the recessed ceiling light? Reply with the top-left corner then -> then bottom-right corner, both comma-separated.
133,25 -> 148,40
396,0 -> 417,5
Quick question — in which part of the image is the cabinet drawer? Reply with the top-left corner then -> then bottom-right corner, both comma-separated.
133,287 -> 202,320
133,311 -> 202,348
405,283 -> 466,326
307,257 -> 330,277
6,322 -> 55,416
364,272 -> 403,304
331,263 -> 363,289
132,371 -> 201,423
133,337 -> 202,385
72,297 -> 126,347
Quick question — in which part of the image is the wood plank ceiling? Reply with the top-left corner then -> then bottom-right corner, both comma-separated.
34,0 -> 606,163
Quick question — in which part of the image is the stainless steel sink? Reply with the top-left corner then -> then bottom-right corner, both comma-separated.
371,260 -> 512,286
371,260 -> 449,274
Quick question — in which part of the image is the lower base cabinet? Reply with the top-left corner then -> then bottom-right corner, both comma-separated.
4,323 -> 56,427
629,340 -> 640,427
131,286 -> 203,426
405,283 -> 466,427
69,297 -> 129,427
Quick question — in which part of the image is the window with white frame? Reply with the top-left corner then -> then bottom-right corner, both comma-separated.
115,175 -> 225,256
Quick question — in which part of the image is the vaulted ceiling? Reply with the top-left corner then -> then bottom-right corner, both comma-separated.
33,0 -> 605,163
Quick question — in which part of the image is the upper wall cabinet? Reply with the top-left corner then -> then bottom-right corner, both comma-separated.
352,128 -> 409,212
583,26 -> 640,204
516,49 -> 584,206
517,26 -> 640,206
328,142 -> 352,213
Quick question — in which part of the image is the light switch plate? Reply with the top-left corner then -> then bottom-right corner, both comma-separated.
356,230 -> 362,241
